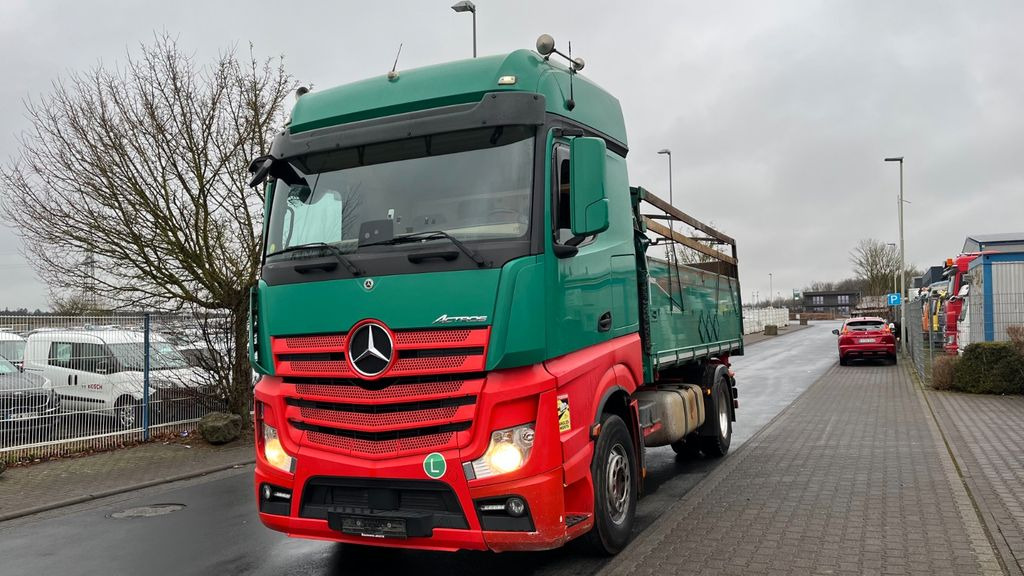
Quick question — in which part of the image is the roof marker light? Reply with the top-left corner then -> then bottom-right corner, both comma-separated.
498,75 -> 517,85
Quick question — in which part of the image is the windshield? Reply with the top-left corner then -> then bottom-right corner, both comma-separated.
846,321 -> 885,331
108,341 -> 189,371
265,126 -> 534,258
0,340 -> 25,363
0,357 -> 16,374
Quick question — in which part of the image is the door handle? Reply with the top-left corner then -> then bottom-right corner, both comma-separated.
598,311 -> 612,332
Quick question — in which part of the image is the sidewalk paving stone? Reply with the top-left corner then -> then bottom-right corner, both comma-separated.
600,362 -> 1003,576
929,390 -> 1024,575
0,437 -> 254,521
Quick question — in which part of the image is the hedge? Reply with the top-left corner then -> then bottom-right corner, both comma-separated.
950,341 -> 1024,395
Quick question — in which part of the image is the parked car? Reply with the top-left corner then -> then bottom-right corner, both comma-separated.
832,317 -> 897,365
0,329 -> 26,369
22,328 -> 213,429
0,355 -> 60,442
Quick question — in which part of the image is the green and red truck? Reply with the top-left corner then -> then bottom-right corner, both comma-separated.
247,35 -> 744,555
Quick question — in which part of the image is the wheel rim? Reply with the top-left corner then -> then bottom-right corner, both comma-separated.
605,443 -> 631,525
118,405 -> 135,428
718,389 -> 729,436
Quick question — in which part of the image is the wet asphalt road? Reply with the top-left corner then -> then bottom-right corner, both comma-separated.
0,322 -> 841,576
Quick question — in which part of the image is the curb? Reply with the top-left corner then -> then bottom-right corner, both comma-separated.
0,457 -> 255,523
597,361 -> 836,575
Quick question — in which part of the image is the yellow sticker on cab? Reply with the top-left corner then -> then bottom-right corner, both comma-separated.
557,395 -> 571,432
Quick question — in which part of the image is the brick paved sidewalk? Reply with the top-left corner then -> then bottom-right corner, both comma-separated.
929,391 -> 1024,575
600,362 -> 1003,576
0,437 -> 254,521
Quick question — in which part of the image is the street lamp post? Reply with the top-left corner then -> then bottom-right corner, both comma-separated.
886,242 -> 897,295
885,157 -> 906,345
451,1 -> 477,58
769,273 -> 773,308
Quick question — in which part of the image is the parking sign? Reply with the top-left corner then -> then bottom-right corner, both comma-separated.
887,293 -> 902,306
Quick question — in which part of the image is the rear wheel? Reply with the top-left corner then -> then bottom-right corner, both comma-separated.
699,380 -> 732,458
839,355 -> 848,366
584,414 -> 637,555
114,396 -> 142,430
889,354 -> 898,365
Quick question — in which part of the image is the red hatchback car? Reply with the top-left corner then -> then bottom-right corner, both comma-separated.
833,317 -> 897,365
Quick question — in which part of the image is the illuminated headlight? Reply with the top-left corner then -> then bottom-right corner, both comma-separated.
262,422 -> 295,474
471,424 -> 534,479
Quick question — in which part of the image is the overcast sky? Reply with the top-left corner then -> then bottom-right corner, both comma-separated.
1,0 -> 1022,310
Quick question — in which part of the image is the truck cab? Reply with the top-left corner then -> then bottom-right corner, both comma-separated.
248,39 -> 742,555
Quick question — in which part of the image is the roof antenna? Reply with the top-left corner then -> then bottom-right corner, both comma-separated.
535,34 -> 585,111
387,43 -> 403,81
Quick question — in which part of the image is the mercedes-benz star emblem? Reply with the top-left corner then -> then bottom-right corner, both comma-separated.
348,322 -> 394,377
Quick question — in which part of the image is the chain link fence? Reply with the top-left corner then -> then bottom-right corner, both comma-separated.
0,314 -> 239,464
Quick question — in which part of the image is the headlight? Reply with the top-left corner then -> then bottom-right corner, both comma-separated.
470,423 -> 534,479
262,422 -> 295,474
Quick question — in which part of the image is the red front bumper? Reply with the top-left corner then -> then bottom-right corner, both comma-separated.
253,369 -> 575,553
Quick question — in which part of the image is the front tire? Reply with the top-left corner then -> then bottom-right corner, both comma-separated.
583,414 -> 638,556
114,396 -> 143,430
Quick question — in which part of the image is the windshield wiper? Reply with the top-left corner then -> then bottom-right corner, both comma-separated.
268,242 -> 364,276
362,231 -> 487,267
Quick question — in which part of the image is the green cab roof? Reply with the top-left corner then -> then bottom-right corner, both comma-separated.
289,49 -> 627,148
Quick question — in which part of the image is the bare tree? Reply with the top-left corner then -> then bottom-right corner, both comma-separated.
850,238 -> 905,296
0,35 -> 293,416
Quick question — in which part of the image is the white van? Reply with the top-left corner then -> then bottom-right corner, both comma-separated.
23,328 -> 211,429
0,329 -> 26,367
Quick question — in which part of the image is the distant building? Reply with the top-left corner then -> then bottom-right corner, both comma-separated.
962,233 -> 1024,254
801,290 -> 862,317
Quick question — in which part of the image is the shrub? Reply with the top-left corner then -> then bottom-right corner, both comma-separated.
931,355 -> 959,390
953,342 -> 1024,395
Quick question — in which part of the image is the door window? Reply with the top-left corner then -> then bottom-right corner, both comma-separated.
49,342 -> 72,367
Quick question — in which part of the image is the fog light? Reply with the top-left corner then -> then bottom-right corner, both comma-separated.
262,484 -> 272,501
262,422 -> 296,474
505,497 -> 526,517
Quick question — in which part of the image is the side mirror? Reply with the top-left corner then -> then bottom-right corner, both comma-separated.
569,137 -> 609,237
957,284 -> 970,298
248,155 -> 274,188
832,329 -> 840,336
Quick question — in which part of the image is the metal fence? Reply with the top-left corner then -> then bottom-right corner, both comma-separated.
966,291 -> 1024,348
904,300 -> 943,385
0,314 -> 236,464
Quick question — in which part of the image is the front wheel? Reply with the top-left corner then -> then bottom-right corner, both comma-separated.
114,396 -> 143,430
583,414 -> 638,555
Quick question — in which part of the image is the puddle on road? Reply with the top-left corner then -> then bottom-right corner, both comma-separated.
109,504 -> 186,519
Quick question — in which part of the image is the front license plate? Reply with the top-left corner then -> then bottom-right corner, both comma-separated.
5,412 -> 36,421
858,338 -> 876,343
340,516 -> 407,539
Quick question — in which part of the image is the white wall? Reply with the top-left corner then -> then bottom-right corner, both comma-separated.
742,307 -> 791,335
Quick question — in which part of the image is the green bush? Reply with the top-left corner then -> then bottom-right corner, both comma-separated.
931,355 -> 959,391
953,342 -> 1024,394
